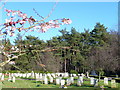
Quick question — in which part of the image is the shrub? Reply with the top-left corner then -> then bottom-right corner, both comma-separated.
70,70 -> 78,74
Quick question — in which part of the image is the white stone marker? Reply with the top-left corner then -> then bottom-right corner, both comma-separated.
111,80 -> 117,88
77,79 -> 81,86
90,77 -> 94,85
44,77 -> 48,84
31,71 -> 34,78
66,78 -> 71,85
1,75 -> 4,81
36,74 -> 39,81
60,79 -> 65,86
79,76 -> 83,83
70,77 -> 74,84
12,77 -> 15,83
39,73 -> 43,81
104,77 -> 108,85
49,77 -> 54,83
26,73 -> 30,78
56,78 -> 60,85
0,73 -> 2,78
8,74 -> 12,81
86,71 -> 89,78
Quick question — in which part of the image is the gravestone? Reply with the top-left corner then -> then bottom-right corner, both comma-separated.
39,73 -> 43,81
44,77 -> 48,84
35,74 -> 40,81
104,77 -> 108,86
90,77 -> 94,85
77,79 -> 81,86
79,76 -> 83,83
1,75 -> 4,81
49,77 -> 54,83
23,74 -> 26,78
60,79 -> 65,86
73,74 -> 77,77
56,78 -> 60,85
70,77 -> 74,84
31,71 -> 34,78
86,71 -> 89,78
26,73 -> 30,78
66,78 -> 71,85
0,73 -> 2,78
81,73 -> 85,77
12,76 -> 15,83
47,73 -> 51,77
8,74 -> 12,81
111,80 -> 117,88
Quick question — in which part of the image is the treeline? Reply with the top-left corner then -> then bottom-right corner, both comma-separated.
2,23 -> 120,76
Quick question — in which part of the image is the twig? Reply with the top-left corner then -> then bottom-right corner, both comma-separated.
33,8 -> 44,19
0,53 -> 26,67
23,1 -> 59,30
0,0 -> 8,10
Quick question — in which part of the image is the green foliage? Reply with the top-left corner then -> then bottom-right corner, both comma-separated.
2,23 -> 119,76
70,70 -> 78,74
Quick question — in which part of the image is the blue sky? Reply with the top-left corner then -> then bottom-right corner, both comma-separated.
1,2 -> 118,44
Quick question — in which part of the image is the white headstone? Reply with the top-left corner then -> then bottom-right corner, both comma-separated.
0,73 -> 2,77
66,78 -> 71,85
60,79 -> 65,86
77,79 -> 81,86
73,74 -> 77,77
49,77 -> 54,83
31,71 -> 34,78
79,76 -> 83,83
111,80 -> 116,88
8,74 -> 12,81
70,77 -> 74,84
90,77 -> 94,85
36,74 -> 40,81
86,71 -> 89,78
104,77 -> 108,85
26,73 -> 30,78
1,75 -> 4,81
44,77 -> 48,84
56,78 -> 60,85
12,77 -> 15,83
23,74 -> 26,78
81,73 -> 85,77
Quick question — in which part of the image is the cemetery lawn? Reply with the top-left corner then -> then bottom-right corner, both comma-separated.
1,77 -> 120,89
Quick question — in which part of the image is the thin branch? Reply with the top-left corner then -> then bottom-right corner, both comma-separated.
0,53 -> 26,67
23,1 -> 59,30
33,8 -> 44,19
0,1 -> 59,36
0,0 -> 8,10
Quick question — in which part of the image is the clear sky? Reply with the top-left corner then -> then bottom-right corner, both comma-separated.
1,2 -> 118,44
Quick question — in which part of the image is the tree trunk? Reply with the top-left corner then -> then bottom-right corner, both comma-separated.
64,59 -> 66,72
98,72 -> 101,81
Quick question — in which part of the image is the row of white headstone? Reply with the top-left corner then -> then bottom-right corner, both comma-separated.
0,72 -> 117,88
0,73 -> 15,83
0,72 -> 84,79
